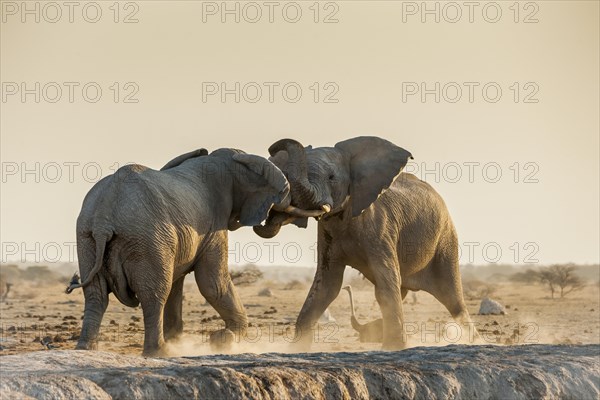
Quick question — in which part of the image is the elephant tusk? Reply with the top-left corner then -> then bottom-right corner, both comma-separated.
283,205 -> 331,218
321,204 -> 331,213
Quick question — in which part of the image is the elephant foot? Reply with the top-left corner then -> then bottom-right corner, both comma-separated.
164,328 -> 183,342
209,329 -> 236,353
143,348 -> 168,357
142,344 -> 169,358
286,325 -> 312,353
75,340 -> 98,350
381,339 -> 407,351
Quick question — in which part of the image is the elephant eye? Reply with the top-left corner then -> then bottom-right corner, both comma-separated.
329,174 -> 335,181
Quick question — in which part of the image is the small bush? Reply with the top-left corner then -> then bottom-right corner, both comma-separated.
230,265 -> 263,286
462,279 -> 497,300
284,280 -> 306,290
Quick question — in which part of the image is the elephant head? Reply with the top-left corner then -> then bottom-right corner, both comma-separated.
228,151 -> 292,227
161,147 -> 293,230
253,136 -> 413,238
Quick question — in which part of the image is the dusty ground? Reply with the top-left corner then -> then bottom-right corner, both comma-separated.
1,270 -> 599,356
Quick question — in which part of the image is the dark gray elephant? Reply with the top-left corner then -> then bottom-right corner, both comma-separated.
67,148 -> 293,356
254,137 -> 477,350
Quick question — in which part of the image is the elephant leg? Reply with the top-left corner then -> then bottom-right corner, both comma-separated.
194,243 -> 248,351
430,283 -> 479,343
75,236 -> 109,350
128,258 -> 173,356
139,298 -> 168,356
294,262 -> 345,351
372,255 -> 406,350
163,276 -> 185,341
77,274 -> 109,350
429,245 -> 480,343
294,227 -> 346,351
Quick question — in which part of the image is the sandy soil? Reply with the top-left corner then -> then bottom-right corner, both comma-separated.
1,273 -> 599,356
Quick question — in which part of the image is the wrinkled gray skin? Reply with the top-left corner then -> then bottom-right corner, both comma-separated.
254,137 -> 477,350
72,148 -> 290,356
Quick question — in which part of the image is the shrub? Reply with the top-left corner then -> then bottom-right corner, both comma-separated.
229,265 -> 263,286
462,278 -> 497,300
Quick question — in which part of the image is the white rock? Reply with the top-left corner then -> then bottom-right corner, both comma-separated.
319,308 -> 336,323
479,297 -> 507,315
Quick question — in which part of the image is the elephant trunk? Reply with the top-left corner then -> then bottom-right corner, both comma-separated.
253,211 -> 287,238
268,139 -> 322,210
254,139 -> 330,238
253,222 -> 282,239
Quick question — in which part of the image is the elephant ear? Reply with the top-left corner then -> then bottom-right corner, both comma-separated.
335,137 -> 412,217
161,148 -> 208,171
232,154 -> 291,226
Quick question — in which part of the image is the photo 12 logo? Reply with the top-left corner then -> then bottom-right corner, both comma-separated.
1,82 -> 140,104
1,242 -> 78,264
403,161 -> 540,184
1,161 -> 137,184
201,1 -> 339,24
1,1 -> 140,23
398,241 -> 540,264
401,2 -> 539,24
202,82 -> 340,104
401,82 -> 540,104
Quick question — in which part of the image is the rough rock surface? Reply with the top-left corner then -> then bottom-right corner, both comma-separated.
479,298 -> 507,315
1,345 -> 598,399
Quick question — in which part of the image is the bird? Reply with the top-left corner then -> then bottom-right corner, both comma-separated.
40,337 -> 56,350
342,285 -> 383,343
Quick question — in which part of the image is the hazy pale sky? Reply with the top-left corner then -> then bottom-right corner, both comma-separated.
1,1 -> 598,266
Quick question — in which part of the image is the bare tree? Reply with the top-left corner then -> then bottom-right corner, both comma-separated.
548,264 -> 585,298
538,269 -> 557,299
537,265 -> 585,298
510,265 -> 585,299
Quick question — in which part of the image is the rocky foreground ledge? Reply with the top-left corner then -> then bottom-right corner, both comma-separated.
0,345 -> 598,399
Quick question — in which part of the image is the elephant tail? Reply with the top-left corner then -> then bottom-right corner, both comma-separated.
66,230 -> 112,294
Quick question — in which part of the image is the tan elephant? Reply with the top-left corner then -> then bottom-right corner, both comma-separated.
254,137 -> 478,350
